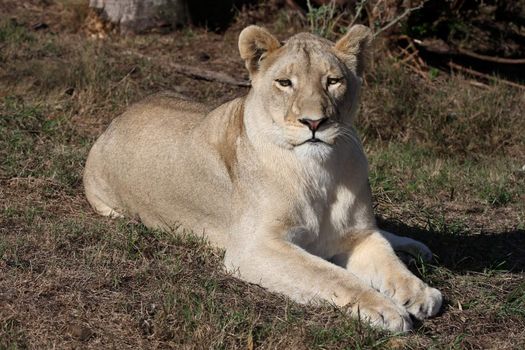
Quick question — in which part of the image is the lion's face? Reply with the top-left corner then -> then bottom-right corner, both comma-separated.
255,35 -> 358,150
239,26 -> 372,156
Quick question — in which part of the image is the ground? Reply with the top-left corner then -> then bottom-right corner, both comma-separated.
1,1 -> 524,349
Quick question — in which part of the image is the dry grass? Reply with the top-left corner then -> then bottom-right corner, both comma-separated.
1,1 -> 524,349
362,63 -> 525,158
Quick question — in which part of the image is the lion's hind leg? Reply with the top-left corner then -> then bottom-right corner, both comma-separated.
85,190 -> 124,218
83,163 -> 124,219
380,230 -> 433,262
84,182 -> 124,219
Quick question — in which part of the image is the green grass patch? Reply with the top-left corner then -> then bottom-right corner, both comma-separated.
368,142 -> 524,207
0,96 -> 88,189
0,318 -> 28,350
0,19 -> 34,46
502,281 -> 525,318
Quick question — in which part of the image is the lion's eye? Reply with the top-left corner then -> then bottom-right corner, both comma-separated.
327,77 -> 342,86
276,79 -> 292,87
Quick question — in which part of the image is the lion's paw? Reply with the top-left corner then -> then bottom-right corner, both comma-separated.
404,286 -> 442,320
384,280 -> 442,320
350,293 -> 413,333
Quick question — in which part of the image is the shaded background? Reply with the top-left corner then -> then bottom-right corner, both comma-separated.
86,0 -> 525,82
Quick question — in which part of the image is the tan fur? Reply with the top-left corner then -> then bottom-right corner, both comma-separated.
84,25 -> 441,332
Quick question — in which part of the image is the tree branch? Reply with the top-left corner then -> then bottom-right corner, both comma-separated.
448,62 -> 525,90
373,1 -> 426,38
126,50 -> 251,87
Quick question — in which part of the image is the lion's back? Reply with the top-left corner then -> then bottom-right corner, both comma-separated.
116,91 -> 210,132
83,91 -> 236,245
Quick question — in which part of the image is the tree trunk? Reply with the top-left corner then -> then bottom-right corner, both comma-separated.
89,0 -> 189,34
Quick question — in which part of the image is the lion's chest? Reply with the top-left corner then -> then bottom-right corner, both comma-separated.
287,164 -> 363,258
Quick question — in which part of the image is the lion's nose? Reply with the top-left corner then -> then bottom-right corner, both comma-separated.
298,117 -> 328,132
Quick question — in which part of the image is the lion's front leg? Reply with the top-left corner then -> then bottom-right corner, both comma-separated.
339,231 -> 442,320
224,234 -> 412,332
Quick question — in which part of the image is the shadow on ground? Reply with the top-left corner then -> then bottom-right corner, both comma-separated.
378,217 -> 525,273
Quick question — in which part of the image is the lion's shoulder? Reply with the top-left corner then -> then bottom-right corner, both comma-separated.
203,97 -> 246,179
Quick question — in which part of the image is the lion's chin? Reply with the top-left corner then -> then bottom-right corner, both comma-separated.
294,141 -> 333,160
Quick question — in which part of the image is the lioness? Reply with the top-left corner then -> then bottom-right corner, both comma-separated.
84,25 -> 442,331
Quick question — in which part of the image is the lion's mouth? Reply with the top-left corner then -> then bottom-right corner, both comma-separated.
297,137 -> 327,146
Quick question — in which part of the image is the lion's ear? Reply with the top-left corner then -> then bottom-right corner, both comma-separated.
334,25 -> 373,77
238,25 -> 281,77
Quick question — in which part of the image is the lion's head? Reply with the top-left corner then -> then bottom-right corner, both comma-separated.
239,25 -> 372,158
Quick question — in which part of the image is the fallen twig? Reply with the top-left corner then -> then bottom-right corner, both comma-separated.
448,62 -> 525,90
399,35 -> 427,67
414,39 -> 525,65
392,39 -> 433,83
400,60 -> 432,83
397,50 -> 419,66
457,47 -> 525,65
466,80 -> 490,89
125,50 -> 251,87
169,63 -> 251,87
